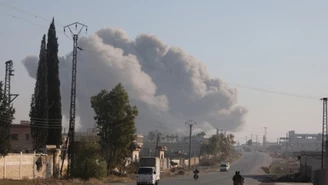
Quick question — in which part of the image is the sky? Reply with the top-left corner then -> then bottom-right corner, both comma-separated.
1,0 -> 328,144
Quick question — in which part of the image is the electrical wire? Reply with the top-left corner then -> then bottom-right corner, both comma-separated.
0,3 -> 325,141
0,5 -> 322,101
0,114 -> 62,121
0,1 -> 64,26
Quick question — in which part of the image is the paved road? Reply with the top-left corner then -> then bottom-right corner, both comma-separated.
129,152 -> 272,185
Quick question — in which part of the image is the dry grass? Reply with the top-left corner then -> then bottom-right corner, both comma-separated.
268,158 -> 299,175
0,175 -> 134,185
102,175 -> 134,183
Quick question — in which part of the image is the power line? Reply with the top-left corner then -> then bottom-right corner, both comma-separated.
1,10 -> 323,101
227,83 -> 320,100
0,114 -> 63,121
0,1 -> 64,26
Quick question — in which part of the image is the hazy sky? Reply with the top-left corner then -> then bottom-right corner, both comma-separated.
1,0 -> 327,143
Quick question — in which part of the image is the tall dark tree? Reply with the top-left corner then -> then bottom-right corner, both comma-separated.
91,83 -> 138,176
0,82 -> 15,156
46,18 -> 62,147
30,34 -> 48,151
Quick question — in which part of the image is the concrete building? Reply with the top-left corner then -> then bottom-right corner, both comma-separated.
280,130 -> 322,153
10,120 -> 33,153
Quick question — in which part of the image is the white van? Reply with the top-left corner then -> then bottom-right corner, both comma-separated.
219,162 -> 230,172
137,157 -> 160,185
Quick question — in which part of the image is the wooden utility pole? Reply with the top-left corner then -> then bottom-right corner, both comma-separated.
185,120 -> 197,170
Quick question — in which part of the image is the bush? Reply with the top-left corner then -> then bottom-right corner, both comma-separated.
72,138 -> 107,180
125,161 -> 139,174
261,166 -> 270,174
199,158 -> 219,166
75,157 -> 107,179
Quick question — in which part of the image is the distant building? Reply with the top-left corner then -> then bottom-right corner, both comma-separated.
279,130 -> 322,153
141,142 -> 201,158
10,120 -> 33,153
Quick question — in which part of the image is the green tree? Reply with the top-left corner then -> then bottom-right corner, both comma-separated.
30,34 -> 49,151
196,131 -> 206,138
200,133 -> 236,159
91,83 -> 138,176
147,130 -> 162,142
46,18 -> 62,147
0,82 -> 15,156
246,139 -> 253,146
219,133 -> 236,160
147,131 -> 157,142
72,138 -> 106,179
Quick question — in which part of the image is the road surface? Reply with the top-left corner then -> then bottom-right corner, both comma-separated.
129,152 -> 273,185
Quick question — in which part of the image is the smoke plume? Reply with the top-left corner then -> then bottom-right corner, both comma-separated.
22,27 -> 248,134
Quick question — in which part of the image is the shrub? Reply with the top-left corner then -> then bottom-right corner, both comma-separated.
72,138 -> 107,180
199,158 -> 219,166
261,166 -> 270,174
125,161 -> 139,174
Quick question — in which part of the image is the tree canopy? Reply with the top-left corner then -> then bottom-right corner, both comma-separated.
30,18 -> 62,149
90,83 -> 138,176
246,139 -> 253,146
0,82 -> 15,156
200,133 -> 236,160
46,18 -> 62,147
196,131 -> 206,138
147,130 -> 161,142
30,34 -> 48,151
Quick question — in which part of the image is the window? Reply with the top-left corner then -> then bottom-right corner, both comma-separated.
138,167 -> 153,175
26,134 -> 30,140
11,134 -> 18,140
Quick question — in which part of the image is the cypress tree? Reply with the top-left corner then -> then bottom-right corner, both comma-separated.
30,34 -> 48,151
46,18 -> 62,147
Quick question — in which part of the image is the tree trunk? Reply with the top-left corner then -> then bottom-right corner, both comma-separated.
106,159 -> 111,176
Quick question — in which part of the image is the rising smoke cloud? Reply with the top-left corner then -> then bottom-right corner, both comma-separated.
22,27 -> 248,135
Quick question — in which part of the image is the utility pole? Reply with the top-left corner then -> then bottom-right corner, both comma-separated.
217,128 -> 222,153
216,128 -> 220,156
154,133 -> 160,157
246,136 -> 248,144
4,60 -> 19,107
60,22 -> 88,178
285,132 -> 288,159
263,127 -> 267,147
277,138 -> 279,144
185,120 -> 197,170
251,134 -> 253,141
255,135 -> 258,150
321,97 -> 328,169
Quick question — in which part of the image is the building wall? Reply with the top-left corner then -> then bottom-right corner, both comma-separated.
0,152 -> 67,179
132,150 -> 140,162
183,157 -> 200,167
141,142 -> 201,158
287,130 -> 321,152
10,124 -> 33,152
312,169 -> 328,185
300,155 -> 321,179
